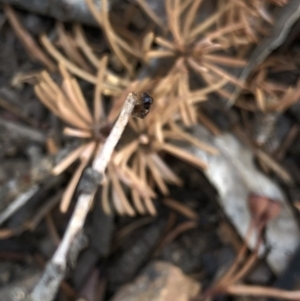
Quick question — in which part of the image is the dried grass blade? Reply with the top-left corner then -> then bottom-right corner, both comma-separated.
131,190 -> 146,215
112,188 -> 125,215
34,84 -> 60,116
158,97 -> 191,126
271,84 -> 300,112
189,2 -> 232,40
203,62 -> 244,88
152,67 -> 178,94
146,50 -> 175,59
138,152 -> 157,215
143,196 -> 157,216
178,71 -> 197,125
160,142 -> 208,170
170,122 -> 219,154
187,95 -> 207,105
52,143 -> 88,175
131,157 -> 146,214
60,141 -> 96,212
159,221 -> 197,250
101,0 -> 133,73
135,0 -> 165,31
108,164 -> 124,214
187,58 -> 208,75
197,110 -> 221,136
183,0 -> 203,37
188,78 -> 228,103
165,0 -> 174,36
256,149 -> 293,184
39,81 -> 59,105
60,160 -> 87,213
109,165 -> 136,216
179,0 -> 195,13
163,198 -> 198,220
63,127 -> 92,138
200,73 -> 233,100
56,22 -> 92,72
168,0 -> 183,46
155,37 -> 176,51
149,153 -> 182,186
114,140 -> 139,166
60,65 -> 93,125
186,96 -> 198,124
94,56 -> 108,122
241,9 -> 258,42
121,165 -> 156,199
255,88 -> 266,111
70,78 -> 93,121
179,99 -> 191,126
203,54 -> 247,67
226,284 -> 300,300
106,73 -> 130,89
205,22 -> 245,41
40,34 -> 97,84
143,31 -> 155,54
101,179 -> 111,215
40,71 -> 61,95
85,0 -> 103,25
155,117 -> 164,143
56,93 -> 91,130
114,34 -> 141,58
4,5 -> 56,71
146,155 -> 169,195
73,24 -> 99,68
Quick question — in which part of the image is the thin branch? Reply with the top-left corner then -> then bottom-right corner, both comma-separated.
0,118 -> 46,143
0,185 -> 39,226
30,93 -> 137,301
93,93 -> 137,173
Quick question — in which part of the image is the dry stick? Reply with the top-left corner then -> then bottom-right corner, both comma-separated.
0,118 -> 46,143
29,93 -> 137,301
0,185 -> 39,226
92,93 -> 136,173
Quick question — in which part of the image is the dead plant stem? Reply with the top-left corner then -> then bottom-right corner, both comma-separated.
30,93 -> 136,301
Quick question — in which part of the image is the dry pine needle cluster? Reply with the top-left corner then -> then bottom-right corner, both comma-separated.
5,0 -> 295,216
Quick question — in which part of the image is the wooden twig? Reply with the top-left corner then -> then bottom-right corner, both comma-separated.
29,93 -> 137,301
0,185 -> 39,226
0,118 -> 46,143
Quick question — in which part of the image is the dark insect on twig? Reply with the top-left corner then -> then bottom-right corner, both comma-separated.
132,92 -> 153,119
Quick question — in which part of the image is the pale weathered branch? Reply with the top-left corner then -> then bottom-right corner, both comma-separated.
29,93 -> 137,301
